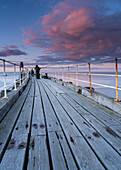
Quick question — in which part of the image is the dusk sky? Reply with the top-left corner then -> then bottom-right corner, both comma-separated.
0,0 -> 121,67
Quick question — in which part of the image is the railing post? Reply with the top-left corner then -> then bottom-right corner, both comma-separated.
68,66 -> 70,84
58,69 -> 59,80
88,63 -> 92,91
53,69 -> 54,78
115,58 -> 120,101
27,69 -> 29,79
55,69 -> 57,79
3,60 -> 8,99
22,67 -> 25,83
62,67 -> 64,80
14,64 -> 17,90
54,69 -> 55,79
19,66 -> 22,86
76,65 -> 78,86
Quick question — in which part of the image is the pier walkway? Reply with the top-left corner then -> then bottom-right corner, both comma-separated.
0,78 -> 121,169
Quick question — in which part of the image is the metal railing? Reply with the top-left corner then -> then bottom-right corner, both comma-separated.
41,58 -> 121,101
0,59 -> 29,99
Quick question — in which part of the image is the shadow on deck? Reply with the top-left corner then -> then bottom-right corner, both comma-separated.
0,77 -> 121,169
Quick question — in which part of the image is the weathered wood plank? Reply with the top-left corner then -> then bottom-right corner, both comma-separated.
37,81 -> 61,132
0,80 -> 32,161
13,96 -> 33,135
0,79 -> 35,168
0,134 -> 28,170
31,81 -> 46,136
13,81 -> 34,136
28,135 -> 50,170
40,80 -> 104,169
56,131 -> 78,170
44,79 -> 121,126
45,79 -> 121,139
54,95 -> 121,169
41,79 -> 121,169
61,93 -> 121,155
48,131 -> 69,170
109,125 -> 121,138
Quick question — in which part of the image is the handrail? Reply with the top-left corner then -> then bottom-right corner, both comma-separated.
0,58 -> 29,99
41,57 -> 121,101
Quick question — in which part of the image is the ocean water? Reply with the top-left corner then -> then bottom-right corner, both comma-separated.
0,72 -> 20,92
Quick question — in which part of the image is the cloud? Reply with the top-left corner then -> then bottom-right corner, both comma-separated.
22,0 -> 121,62
0,46 -> 27,57
33,55 -> 79,66
8,45 -> 18,48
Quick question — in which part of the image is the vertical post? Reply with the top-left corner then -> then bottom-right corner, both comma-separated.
68,66 -> 70,84
115,58 -> 120,101
76,65 -> 78,86
22,67 -> 24,83
3,60 -> 8,99
19,66 -> 22,86
54,69 -> 55,78
58,69 -> 59,80
54,69 -> 56,78
88,63 -> 92,91
40,68 -> 41,78
62,67 -> 64,80
14,64 -> 17,90
53,69 -> 54,78
27,68 -> 29,79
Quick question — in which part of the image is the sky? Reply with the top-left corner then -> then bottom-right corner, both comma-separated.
0,0 -> 121,68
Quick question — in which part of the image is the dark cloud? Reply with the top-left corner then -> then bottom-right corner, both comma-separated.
8,45 -> 18,48
33,55 -> 78,65
0,46 -> 27,57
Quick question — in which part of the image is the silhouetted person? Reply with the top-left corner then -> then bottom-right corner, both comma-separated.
35,65 -> 41,79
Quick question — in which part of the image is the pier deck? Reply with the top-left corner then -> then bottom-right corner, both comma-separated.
0,78 -> 121,169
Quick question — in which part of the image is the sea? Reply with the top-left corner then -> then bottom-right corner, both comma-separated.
0,72 -> 20,91
0,71 -> 121,100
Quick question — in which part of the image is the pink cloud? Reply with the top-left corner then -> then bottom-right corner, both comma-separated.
22,0 -> 121,61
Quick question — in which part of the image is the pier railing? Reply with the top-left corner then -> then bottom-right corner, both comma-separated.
0,59 -> 29,99
41,58 -> 121,101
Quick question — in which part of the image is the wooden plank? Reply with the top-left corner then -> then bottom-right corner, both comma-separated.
37,81 -> 61,132
28,136 -> 50,170
31,81 -> 46,136
56,131 -> 78,170
41,79 -> 121,169
54,94 -> 121,169
48,131 -> 70,170
13,81 -> 34,136
0,80 -> 32,161
0,134 -> 28,170
45,79 -> 121,139
43,79 -> 121,126
61,93 -> 121,155
51,78 -> 121,122
40,80 -> 104,169
13,96 -> 33,136
0,79 -> 34,168
109,125 -> 121,138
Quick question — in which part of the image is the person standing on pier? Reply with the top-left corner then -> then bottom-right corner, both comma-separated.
35,65 -> 41,79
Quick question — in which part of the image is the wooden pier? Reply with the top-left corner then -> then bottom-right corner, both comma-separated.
0,77 -> 121,169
